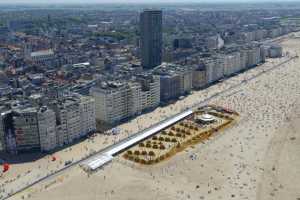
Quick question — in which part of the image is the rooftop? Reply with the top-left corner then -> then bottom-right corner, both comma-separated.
30,49 -> 54,57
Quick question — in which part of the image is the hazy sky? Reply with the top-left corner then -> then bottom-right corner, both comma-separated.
0,0 -> 297,4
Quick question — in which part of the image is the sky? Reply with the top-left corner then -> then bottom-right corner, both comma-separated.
0,0 -> 298,4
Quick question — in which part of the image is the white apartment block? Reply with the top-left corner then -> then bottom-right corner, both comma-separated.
54,100 -> 80,145
91,76 -> 160,124
246,47 -> 261,67
91,83 -> 131,124
30,49 -> 55,65
79,96 -> 96,136
205,57 -> 224,84
223,52 -> 242,76
51,94 -> 96,146
38,107 -> 57,152
192,67 -> 206,89
179,70 -> 193,95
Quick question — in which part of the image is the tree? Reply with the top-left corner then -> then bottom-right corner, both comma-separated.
171,138 -> 178,143
139,143 -> 145,147
168,131 -> 174,136
140,159 -> 146,164
176,133 -> 182,137
159,155 -> 165,160
149,151 -> 155,157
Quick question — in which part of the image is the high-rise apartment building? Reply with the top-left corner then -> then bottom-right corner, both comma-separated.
140,10 -> 162,69
0,94 -> 96,154
90,75 -> 160,124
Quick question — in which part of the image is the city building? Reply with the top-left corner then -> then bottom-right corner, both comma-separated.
0,94 -> 96,154
140,10 -> 162,69
192,65 -> 207,89
203,57 -> 225,84
90,75 -> 160,124
268,44 -> 283,58
38,106 -> 57,152
79,95 -> 97,137
159,73 -> 181,102
50,94 -> 96,145
173,38 -> 193,49
223,52 -> 242,76
28,49 -> 55,66
13,107 -> 41,152
206,34 -> 224,50
154,63 -> 193,101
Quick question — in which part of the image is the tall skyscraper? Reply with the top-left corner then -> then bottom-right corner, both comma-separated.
140,10 -> 162,69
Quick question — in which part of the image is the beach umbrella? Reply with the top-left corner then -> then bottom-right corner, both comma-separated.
51,156 -> 57,161
3,163 -> 10,173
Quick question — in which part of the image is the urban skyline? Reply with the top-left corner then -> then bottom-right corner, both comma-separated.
0,2 -> 299,200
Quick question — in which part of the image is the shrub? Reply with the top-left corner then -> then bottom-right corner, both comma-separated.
128,156 -> 134,160
139,143 -> 145,147
159,155 -> 165,160
168,132 -> 174,136
140,159 -> 146,164
171,138 -> 178,143
149,151 -> 155,156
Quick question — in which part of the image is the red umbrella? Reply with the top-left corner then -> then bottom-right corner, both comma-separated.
3,163 -> 9,173
51,156 -> 56,161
